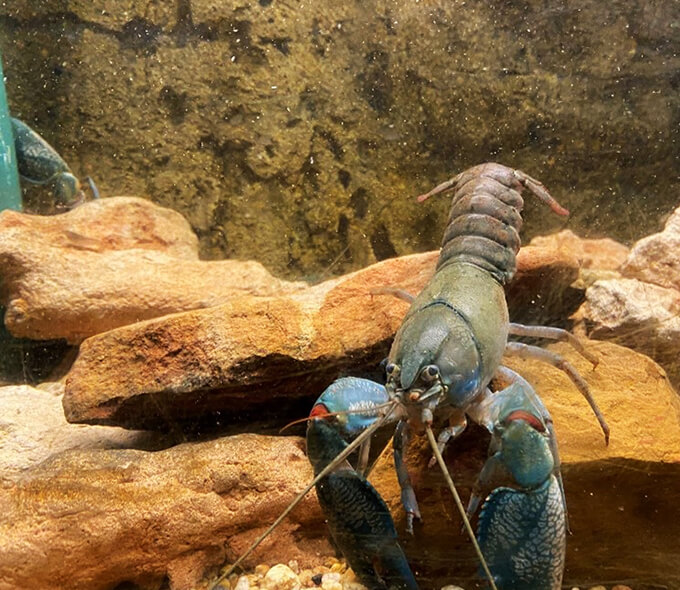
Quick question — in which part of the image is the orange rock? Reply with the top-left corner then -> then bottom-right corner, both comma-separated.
62,252 -> 436,429
0,197 -> 305,343
529,229 -> 629,271
0,434 -> 328,590
503,340 -> 680,464
0,196 -> 199,259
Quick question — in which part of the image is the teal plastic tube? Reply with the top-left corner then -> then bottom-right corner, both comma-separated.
0,53 -> 22,211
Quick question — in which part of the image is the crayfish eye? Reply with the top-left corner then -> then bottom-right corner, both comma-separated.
420,365 -> 439,382
385,362 -> 397,377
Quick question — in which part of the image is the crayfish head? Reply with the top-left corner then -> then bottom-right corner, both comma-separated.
387,304 -> 482,411
384,360 -> 446,429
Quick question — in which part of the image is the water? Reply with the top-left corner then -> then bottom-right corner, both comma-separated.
0,2 -> 678,590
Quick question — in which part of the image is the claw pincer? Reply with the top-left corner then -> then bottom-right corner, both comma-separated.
307,378 -> 417,590
469,380 -> 566,590
11,117 -> 96,211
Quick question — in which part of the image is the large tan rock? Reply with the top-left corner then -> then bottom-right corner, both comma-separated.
0,196 -> 200,259
63,252 -> 432,430
63,241 -> 583,430
0,198 -> 305,343
0,434 -> 329,590
577,208 -> 680,387
0,383 -> 167,482
621,206 -> 680,290
369,340 -> 680,587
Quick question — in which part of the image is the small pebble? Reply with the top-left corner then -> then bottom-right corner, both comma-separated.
233,576 -> 250,590
287,559 -> 300,574
298,569 -> 314,587
341,567 -> 367,590
441,586 -> 466,590
588,586 -> 606,590
321,572 -> 342,590
612,586 -> 633,590
254,564 -> 270,578
311,573 -> 323,586
262,564 -> 301,590
330,562 -> 346,574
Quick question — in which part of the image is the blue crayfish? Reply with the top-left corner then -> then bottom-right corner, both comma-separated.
11,117 -> 98,213
213,163 -> 609,590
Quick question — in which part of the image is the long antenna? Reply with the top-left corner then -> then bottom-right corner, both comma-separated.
207,402 -> 398,590
425,425 -> 498,590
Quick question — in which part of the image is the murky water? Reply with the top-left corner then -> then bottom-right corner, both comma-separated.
0,2 -> 678,590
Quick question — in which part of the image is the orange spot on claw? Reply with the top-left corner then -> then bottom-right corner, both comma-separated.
310,403 -> 329,418
505,410 -> 546,432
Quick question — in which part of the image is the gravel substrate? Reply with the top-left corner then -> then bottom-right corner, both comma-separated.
208,558 -> 367,590
205,559 -> 637,590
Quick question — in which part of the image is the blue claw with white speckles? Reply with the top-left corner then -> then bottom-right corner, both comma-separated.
307,379 -> 418,590
468,377 -> 567,590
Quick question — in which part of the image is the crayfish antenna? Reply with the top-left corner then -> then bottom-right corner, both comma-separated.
278,415 -> 314,433
370,286 -> 416,304
425,425 -> 499,590
85,176 -> 100,200
207,402 -> 399,590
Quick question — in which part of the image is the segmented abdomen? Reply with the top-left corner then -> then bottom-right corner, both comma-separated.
433,163 -> 529,284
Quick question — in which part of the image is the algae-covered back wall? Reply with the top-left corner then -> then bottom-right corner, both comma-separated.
1,0 -> 678,278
